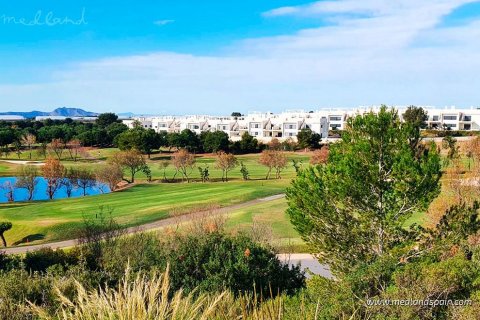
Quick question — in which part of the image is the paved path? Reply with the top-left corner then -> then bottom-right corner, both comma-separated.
1,194 -> 286,255
278,253 -> 333,279
1,193 -> 332,278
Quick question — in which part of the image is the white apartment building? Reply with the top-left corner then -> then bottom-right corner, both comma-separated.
123,106 -> 480,142
123,111 -> 330,142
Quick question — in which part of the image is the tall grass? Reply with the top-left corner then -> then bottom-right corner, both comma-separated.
30,266 -> 318,320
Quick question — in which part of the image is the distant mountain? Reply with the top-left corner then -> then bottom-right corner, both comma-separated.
0,107 -> 98,119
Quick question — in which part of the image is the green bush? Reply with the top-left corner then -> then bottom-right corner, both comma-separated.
162,231 -> 305,295
24,248 -> 79,273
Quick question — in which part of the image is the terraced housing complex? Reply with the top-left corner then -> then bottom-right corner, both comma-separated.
122,107 -> 480,142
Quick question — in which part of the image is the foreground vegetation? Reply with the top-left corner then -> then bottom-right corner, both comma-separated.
0,216 -> 306,320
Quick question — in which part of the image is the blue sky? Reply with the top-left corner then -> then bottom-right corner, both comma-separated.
1,0 -> 480,114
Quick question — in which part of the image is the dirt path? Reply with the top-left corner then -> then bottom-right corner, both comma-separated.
1,194 -> 286,255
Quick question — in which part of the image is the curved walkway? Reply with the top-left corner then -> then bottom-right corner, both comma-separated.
1,194 -> 286,255
1,193 -> 332,278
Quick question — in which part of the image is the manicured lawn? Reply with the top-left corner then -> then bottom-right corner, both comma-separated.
225,198 -> 307,252
138,153 -> 309,182
2,149 -> 311,182
0,162 -> 21,176
0,180 -> 289,246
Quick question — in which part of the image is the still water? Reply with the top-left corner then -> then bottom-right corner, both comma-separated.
0,177 -> 110,203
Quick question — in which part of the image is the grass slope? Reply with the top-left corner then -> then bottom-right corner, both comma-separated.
225,198 -> 307,252
0,180 -> 289,246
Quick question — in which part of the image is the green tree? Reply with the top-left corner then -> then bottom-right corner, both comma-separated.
287,106 -> 442,275
403,105 -> 428,129
106,122 -> 128,145
167,132 -> 182,151
240,161 -> 249,180
0,221 -> 12,247
240,132 -> 258,152
0,129 -> 15,156
96,113 -> 119,127
116,128 -> 161,158
201,131 -> 229,153
179,129 -> 201,152
297,128 -> 321,150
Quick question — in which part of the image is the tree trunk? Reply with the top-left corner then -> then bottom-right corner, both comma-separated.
0,234 -> 6,247
266,168 -> 272,180
48,185 -> 54,200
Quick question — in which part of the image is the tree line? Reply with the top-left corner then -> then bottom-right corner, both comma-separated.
2,146 -> 296,204
0,113 -> 325,159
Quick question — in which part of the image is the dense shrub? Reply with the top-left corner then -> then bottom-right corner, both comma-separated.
163,231 -> 305,295
23,248 -> 79,272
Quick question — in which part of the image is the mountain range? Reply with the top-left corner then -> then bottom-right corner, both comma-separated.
0,107 -> 98,118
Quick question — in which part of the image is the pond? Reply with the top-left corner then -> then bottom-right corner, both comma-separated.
0,177 -> 110,203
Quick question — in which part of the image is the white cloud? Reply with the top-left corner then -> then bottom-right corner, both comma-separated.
262,0 -> 473,17
262,6 -> 300,17
1,0 -> 480,114
153,19 -> 174,26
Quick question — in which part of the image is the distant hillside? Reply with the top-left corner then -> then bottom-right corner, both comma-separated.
0,107 -> 98,118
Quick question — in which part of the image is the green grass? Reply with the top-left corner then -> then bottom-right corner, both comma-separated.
0,180 -> 289,246
225,198 -> 307,252
0,151 -> 310,247
135,152 -> 309,182
0,147 -> 118,162
2,149 -> 310,182
0,162 -> 21,176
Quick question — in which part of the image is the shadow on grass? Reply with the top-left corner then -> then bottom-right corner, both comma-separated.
13,234 -> 46,245
0,203 -> 32,209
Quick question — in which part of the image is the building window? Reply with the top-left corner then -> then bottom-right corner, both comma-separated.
432,116 -> 439,121
330,124 -> 341,129
464,124 -> 471,130
443,115 -> 457,120
254,124 -> 259,128
445,124 -> 457,128
329,116 -> 342,121
464,115 -> 472,121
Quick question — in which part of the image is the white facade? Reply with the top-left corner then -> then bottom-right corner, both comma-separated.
122,107 -> 480,142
